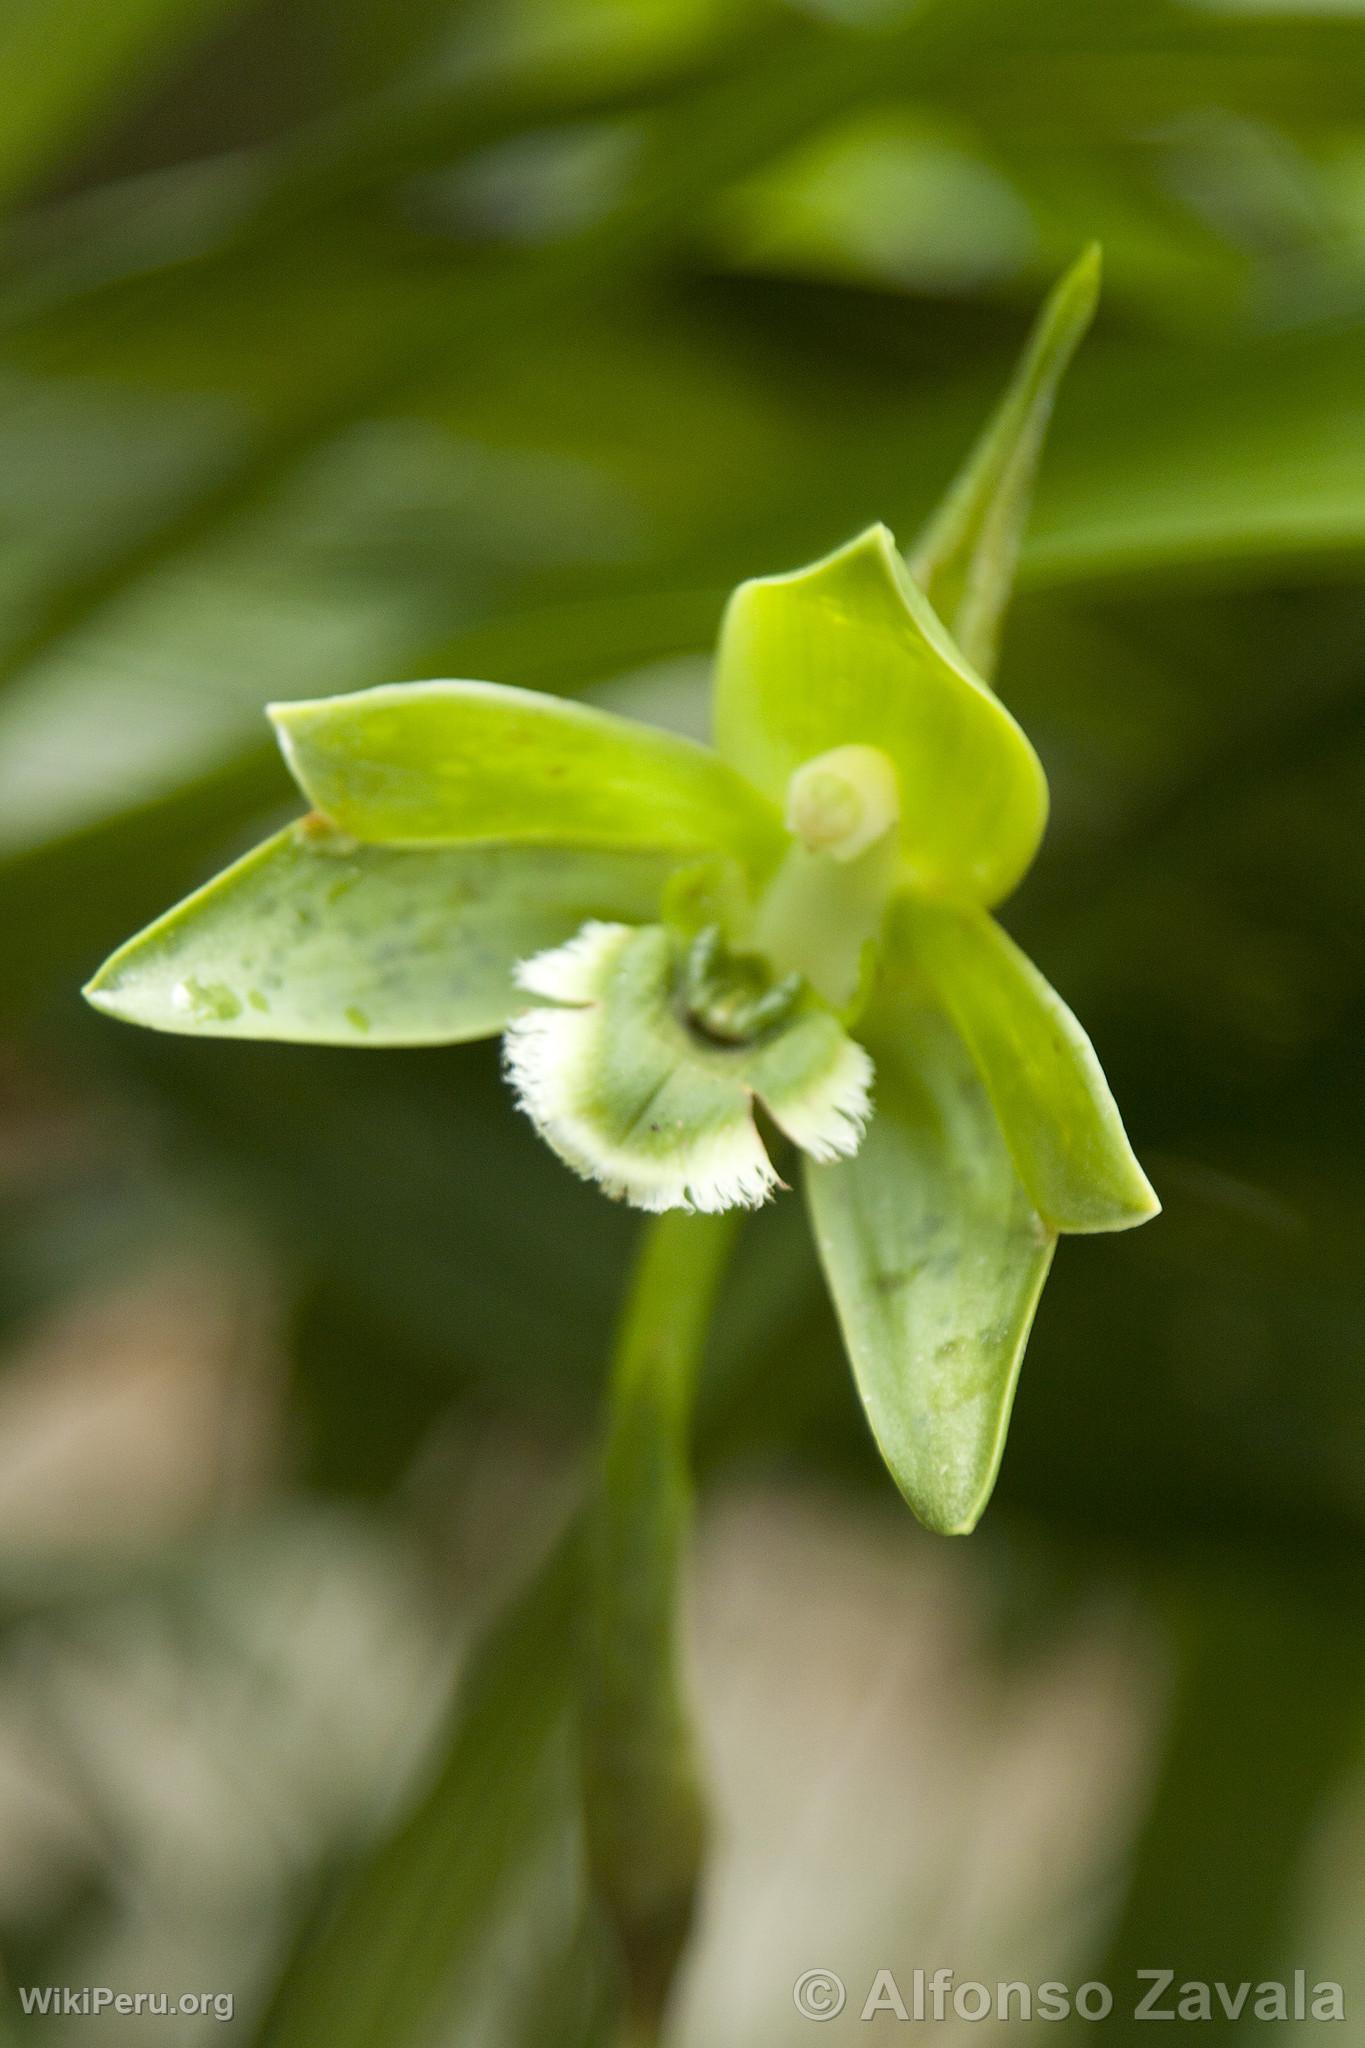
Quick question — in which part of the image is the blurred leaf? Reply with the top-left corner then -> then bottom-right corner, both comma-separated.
898,895 -> 1159,1234
805,984 -> 1055,1534
84,818 -> 677,1044
0,0 -> 252,214
254,1529 -> 603,2048
713,525 -> 1048,905
12,274 -> 1365,927
1028,322 -> 1365,582
709,106 -> 1038,299
0,2 -> 970,709
1080,1571 -> 1365,2007
909,245 -> 1100,680
271,682 -> 781,869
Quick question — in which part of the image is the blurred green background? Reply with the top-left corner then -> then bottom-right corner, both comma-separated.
3,0 -> 1365,2040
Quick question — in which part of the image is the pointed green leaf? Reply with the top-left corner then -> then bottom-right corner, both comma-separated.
908,247 -> 1101,682
271,682 -> 783,873
805,986 -> 1054,1535
899,895 -> 1159,1234
712,525 -> 1047,906
83,818 -> 677,1045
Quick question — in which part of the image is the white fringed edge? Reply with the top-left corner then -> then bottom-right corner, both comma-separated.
513,920 -> 633,1005
763,1034 -> 874,1163
504,1001 -> 780,1213
506,920 -> 873,1210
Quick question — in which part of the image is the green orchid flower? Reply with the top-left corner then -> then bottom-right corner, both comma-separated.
84,247 -> 1157,1534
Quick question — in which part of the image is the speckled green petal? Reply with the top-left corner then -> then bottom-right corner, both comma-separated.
84,818 -> 678,1045
805,983 -> 1055,1535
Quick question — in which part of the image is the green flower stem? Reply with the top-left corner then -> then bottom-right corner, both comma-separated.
582,1209 -> 741,2044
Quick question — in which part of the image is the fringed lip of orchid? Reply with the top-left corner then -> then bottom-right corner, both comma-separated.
504,921 -> 874,1215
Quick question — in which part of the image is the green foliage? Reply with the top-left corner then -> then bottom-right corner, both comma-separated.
0,0 -> 248,212
255,1533 -> 600,2048
5,4 -> 1365,2043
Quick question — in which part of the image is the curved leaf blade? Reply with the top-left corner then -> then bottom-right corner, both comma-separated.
83,818 -> 678,1045
805,986 -> 1055,1534
908,245 -> 1101,684
271,681 -> 783,872
900,895 -> 1159,1234
255,1530 -> 606,2048
712,525 -> 1048,906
